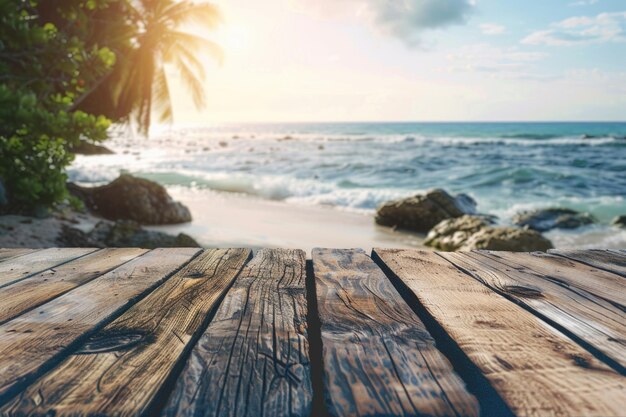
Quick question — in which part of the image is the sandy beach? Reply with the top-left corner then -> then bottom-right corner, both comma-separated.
147,188 -> 424,254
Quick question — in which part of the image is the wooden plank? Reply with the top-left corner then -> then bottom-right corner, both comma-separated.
163,249 -> 312,417
0,249 -> 37,262
482,251 -> 625,308
373,249 -> 626,417
441,251 -> 626,372
1,248 -> 251,417
312,248 -> 479,417
548,249 -> 626,278
0,248 -> 147,326
0,248 -> 96,288
0,248 -> 199,401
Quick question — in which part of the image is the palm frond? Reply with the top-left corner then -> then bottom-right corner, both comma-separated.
166,40 -> 205,78
153,67 -> 173,123
175,57 -> 205,108
168,31 -> 223,65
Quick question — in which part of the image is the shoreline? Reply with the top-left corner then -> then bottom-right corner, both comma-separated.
1,185 -> 624,252
147,188 -> 425,254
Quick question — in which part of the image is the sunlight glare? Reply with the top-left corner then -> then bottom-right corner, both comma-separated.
217,25 -> 251,56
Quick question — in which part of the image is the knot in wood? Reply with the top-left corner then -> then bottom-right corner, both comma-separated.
503,285 -> 543,299
78,330 -> 149,354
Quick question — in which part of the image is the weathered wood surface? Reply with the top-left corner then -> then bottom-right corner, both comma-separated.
548,249 -> 626,277
490,251 -> 625,308
374,249 -> 626,417
0,249 -> 37,262
312,248 -> 479,417
441,251 -> 626,371
0,248 -> 199,401
1,248 -> 250,417
0,247 -> 624,417
0,248 -> 96,288
163,249 -> 312,417
0,248 -> 147,326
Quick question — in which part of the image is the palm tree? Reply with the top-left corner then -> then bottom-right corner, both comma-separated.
80,0 -> 223,135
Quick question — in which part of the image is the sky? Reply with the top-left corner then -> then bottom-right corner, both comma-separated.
168,0 -> 626,123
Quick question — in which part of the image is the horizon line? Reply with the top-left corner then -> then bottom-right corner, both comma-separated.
156,120 -> 626,127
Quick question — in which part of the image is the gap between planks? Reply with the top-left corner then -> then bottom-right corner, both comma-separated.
312,248 -> 480,417
163,248 -> 312,417
0,248 -> 200,404
1,248 -> 251,417
440,250 -> 626,374
0,248 -> 97,289
0,248 -> 147,326
374,249 -> 626,417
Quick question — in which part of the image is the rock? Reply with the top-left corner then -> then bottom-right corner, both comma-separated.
513,208 -> 595,232
71,141 -> 115,155
375,189 -> 477,233
460,226 -> 553,252
87,220 -> 200,248
425,215 -> 493,251
612,215 -> 626,228
68,174 -> 192,225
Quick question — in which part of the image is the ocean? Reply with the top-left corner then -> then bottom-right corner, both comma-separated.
69,122 -> 626,249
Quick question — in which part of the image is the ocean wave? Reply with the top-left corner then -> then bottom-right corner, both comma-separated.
500,133 -> 560,140
136,170 -> 413,213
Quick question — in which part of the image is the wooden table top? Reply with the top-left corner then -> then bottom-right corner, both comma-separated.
0,247 -> 624,417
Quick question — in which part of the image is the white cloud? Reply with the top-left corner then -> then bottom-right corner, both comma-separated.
286,0 -> 476,45
569,0 -> 599,6
479,23 -> 506,35
522,11 -> 626,45
365,0 -> 476,45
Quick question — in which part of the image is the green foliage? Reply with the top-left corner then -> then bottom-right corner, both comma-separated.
0,0 -> 114,212
0,0 -> 222,212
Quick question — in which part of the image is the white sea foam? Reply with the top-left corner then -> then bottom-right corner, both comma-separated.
68,123 -> 626,249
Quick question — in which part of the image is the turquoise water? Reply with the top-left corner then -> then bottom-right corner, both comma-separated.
70,122 -> 626,248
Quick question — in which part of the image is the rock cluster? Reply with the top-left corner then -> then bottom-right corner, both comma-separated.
377,189 -> 559,252
62,174 -> 198,248
69,174 -> 191,225
58,220 -> 199,248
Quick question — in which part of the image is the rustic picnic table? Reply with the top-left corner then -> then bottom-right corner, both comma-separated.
0,247 -> 624,417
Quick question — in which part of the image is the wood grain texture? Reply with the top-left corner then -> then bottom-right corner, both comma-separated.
0,248 -> 96,288
488,251 -> 625,308
548,249 -> 626,278
441,251 -> 626,372
0,249 -> 37,262
0,248 -> 147,326
374,249 -> 626,417
313,248 -> 479,417
163,249 -> 312,417
1,248 -> 251,417
0,248 -> 199,401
